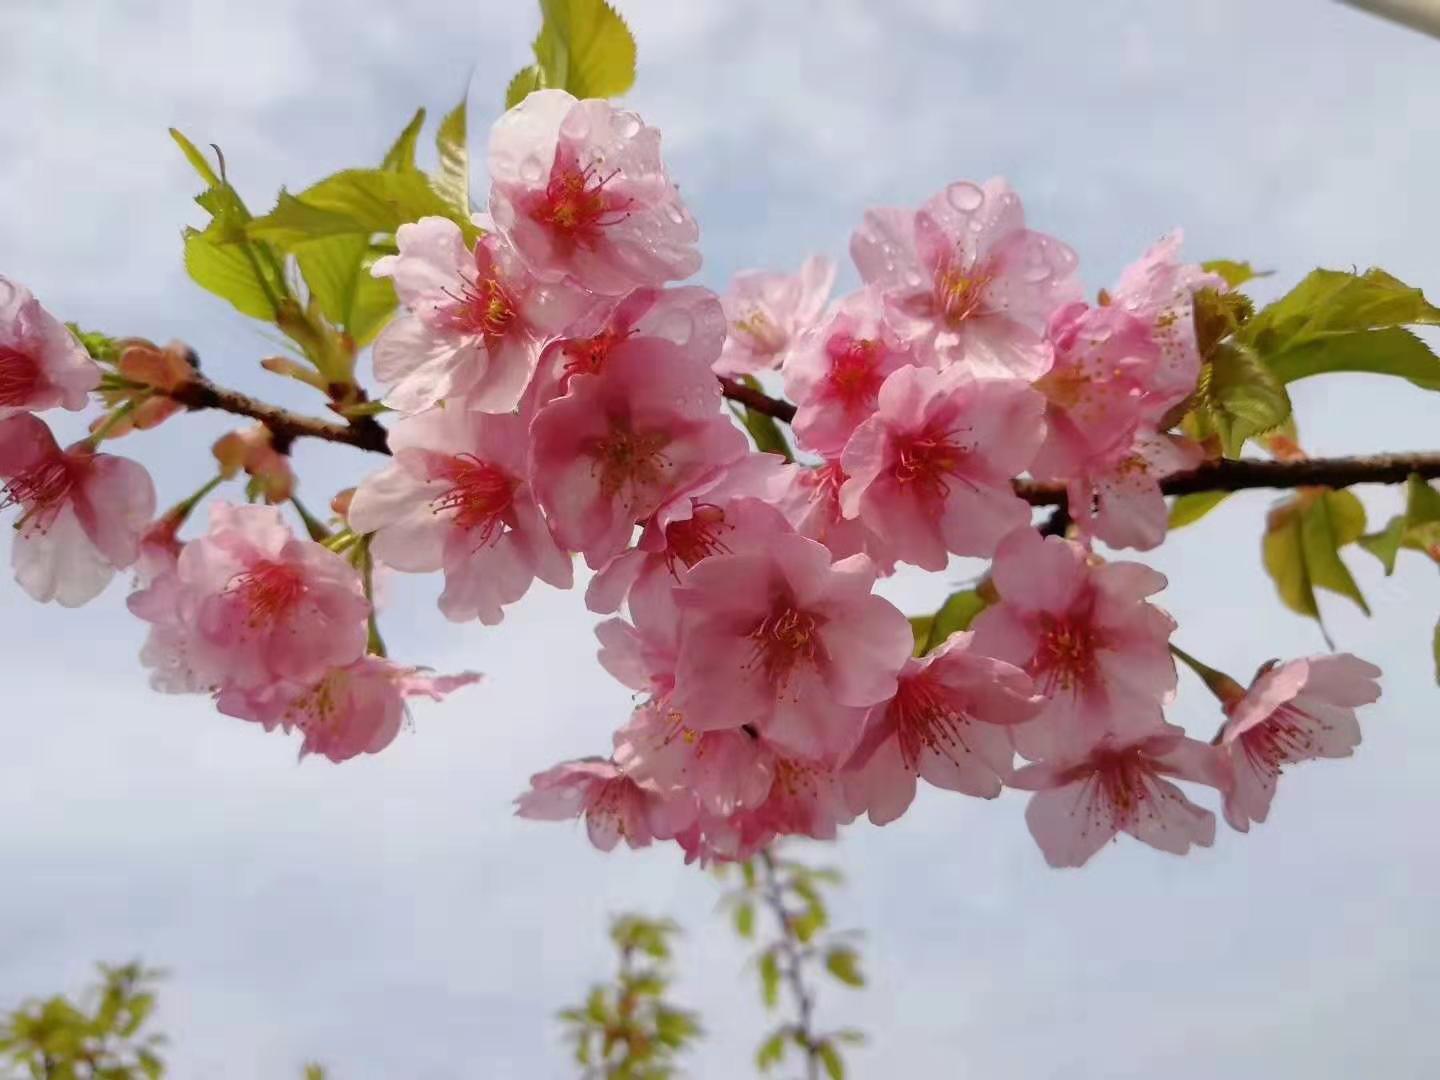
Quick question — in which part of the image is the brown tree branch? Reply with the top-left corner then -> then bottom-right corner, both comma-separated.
165,376 -> 392,455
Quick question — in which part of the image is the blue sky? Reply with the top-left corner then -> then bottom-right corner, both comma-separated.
2,1 -> 1439,1076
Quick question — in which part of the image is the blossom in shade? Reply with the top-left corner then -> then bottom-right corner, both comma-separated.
530,338 -> 747,569
527,285 -> 726,407
970,527 -> 1177,760
1217,653 -> 1381,832
768,459 -> 896,574
488,90 -> 700,295
1010,725 -> 1231,867
173,503 -> 370,691
843,632 -> 1043,825
714,255 -> 835,376
850,180 -> 1079,380
595,559 -> 684,698
839,365 -> 1044,570
671,532 -> 913,763
613,703 -> 777,818
0,275 -> 99,419
782,287 -> 922,456
371,219 -> 589,414
514,757 -> 698,852
348,406 -> 572,625
0,413 -> 155,606
216,658 -> 480,763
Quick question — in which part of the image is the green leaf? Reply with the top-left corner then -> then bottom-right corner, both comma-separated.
294,235 -> 397,346
817,1040 -> 845,1080
506,66 -> 544,109
169,128 -> 222,188
759,951 -> 781,1009
756,1027 -> 788,1071
137,1051 -> 164,1080
1359,474 -> 1440,573
833,1028 -> 867,1045
1243,268 -> 1440,355
1201,259 -> 1267,289
791,906 -> 824,944
920,588 -> 988,654
382,108 -> 426,173
248,169 -> 464,250
434,101 -> 469,210
733,901 -> 755,940
1358,514 -> 1407,575
65,324 -> 119,364
732,379 -> 792,459
521,0 -> 637,102
183,227 -> 280,320
908,615 -> 934,656
1195,342 -> 1292,457
1169,490 -> 1230,529
1265,326 -> 1440,392
1263,490 -> 1370,630
653,1006 -> 700,1048
824,947 -> 865,988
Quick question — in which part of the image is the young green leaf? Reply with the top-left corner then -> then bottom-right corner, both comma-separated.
823,947 -> 865,988
733,901 -> 756,940
817,1040 -> 846,1080
1168,490 -> 1230,529
756,1027 -> 789,1070
248,169 -> 463,249
183,227 -> 281,320
505,65 -> 544,109
1358,474 -> 1440,573
1194,342 -> 1292,457
530,0 -> 637,100
1265,326 -> 1440,391
381,108 -> 426,173
759,951 -> 781,1009
1201,259 -> 1268,289
1262,489 -> 1370,632
920,588 -> 989,653
434,101 -> 469,211
294,236 -> 397,347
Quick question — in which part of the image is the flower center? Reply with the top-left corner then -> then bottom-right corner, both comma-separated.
1235,703 -> 1328,777
735,308 -> 788,354
560,327 -> 631,387
892,427 -> 973,503
441,274 -> 515,340
936,263 -> 992,326
664,503 -> 730,574
228,560 -> 306,628
1030,614 -> 1101,694
1081,749 -> 1158,833
535,145 -> 631,241
747,603 -> 825,689
288,669 -> 349,736
0,345 -> 40,407
587,422 -> 672,502
890,672 -> 977,772
824,336 -> 885,411
2,454 -> 76,537
429,454 -> 516,545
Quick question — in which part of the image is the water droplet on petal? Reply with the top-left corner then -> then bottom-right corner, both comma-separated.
616,113 -> 642,139
658,310 -> 695,346
946,182 -> 984,213
519,155 -> 545,183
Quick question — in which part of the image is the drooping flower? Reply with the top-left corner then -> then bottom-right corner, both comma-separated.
348,406 -> 572,625
1217,653 -> 1381,832
216,658 -> 480,763
1010,725 -> 1230,867
171,503 -> 370,691
782,287 -> 922,456
527,285 -> 726,407
529,338 -> 747,568
850,180 -> 1080,379
0,413 -> 155,606
671,532 -> 913,763
371,219 -> 589,414
0,275 -> 99,419
714,255 -> 835,376
843,632 -> 1043,825
839,365 -> 1044,569
970,527 -> 1177,759
613,703 -> 777,818
514,757 -> 698,852
488,90 -> 700,295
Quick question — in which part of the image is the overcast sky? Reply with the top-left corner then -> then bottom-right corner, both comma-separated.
3,1 -> 1440,1077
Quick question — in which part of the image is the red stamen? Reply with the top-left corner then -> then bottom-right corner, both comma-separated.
824,336 -> 885,411
429,454 -> 517,546
664,503 -> 730,575
892,425 -> 975,502
0,345 -> 40,407
2,454 -> 77,537
227,561 -> 306,628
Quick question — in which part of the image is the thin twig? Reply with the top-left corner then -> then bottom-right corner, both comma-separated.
165,375 -> 392,455
757,849 -> 821,1080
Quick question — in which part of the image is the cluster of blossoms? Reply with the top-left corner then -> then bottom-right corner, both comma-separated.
0,89 -> 1383,865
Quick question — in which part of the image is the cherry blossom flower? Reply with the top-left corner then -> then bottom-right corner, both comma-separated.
370,219 -> 588,414
171,503 -> 370,691
1065,429 -> 1205,551
526,285 -> 726,407
850,180 -> 1079,380
0,413 -> 155,606
0,275 -> 99,420
127,515 -> 207,694
782,287 -> 923,456
843,632 -> 1043,825
1218,653 -> 1381,832
768,459 -> 897,574
970,527 -> 1177,759
613,703 -> 777,818
488,90 -> 700,295
671,532 -> 913,763
714,255 -> 835,376
348,406 -> 572,625
514,757 -> 698,852
1011,725 -> 1231,867
595,559 -> 684,698
216,658 -> 480,763
530,337 -> 747,569
839,365 -> 1044,569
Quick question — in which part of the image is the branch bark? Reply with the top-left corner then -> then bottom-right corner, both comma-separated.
166,376 -> 392,455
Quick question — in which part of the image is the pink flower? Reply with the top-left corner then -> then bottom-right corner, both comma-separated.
970,528 -> 1177,760
0,276 -> 99,419
1218,653 -> 1381,832
782,287 -> 923,456
217,658 -> 480,763
173,503 -> 370,691
527,285 -> 726,407
514,757 -> 698,852
768,460 -> 897,573
1066,430 -> 1204,551
0,413 -> 155,606
1011,725 -> 1230,867
714,255 -> 835,376
371,219 -> 589,413
843,632 -> 1043,825
671,532 -> 913,763
530,338 -> 747,569
613,703 -> 777,818
348,406 -> 572,625
839,365 -> 1044,569
850,180 -> 1079,380
128,518 -> 208,694
488,90 -> 700,295
595,560 -> 684,698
